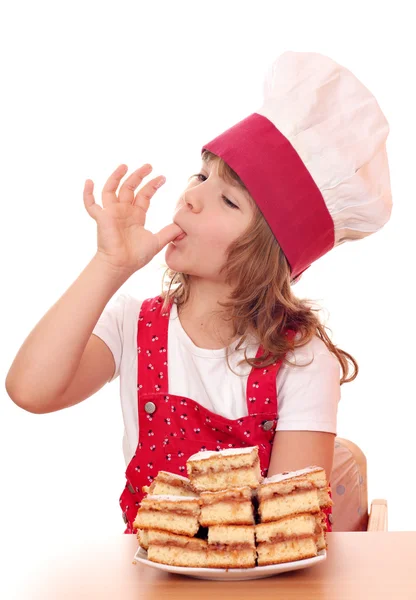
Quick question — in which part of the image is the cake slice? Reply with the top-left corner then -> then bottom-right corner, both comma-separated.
142,471 -> 198,497
256,537 -> 318,566
147,529 -> 209,567
262,466 -> 332,508
186,446 -> 262,492
255,513 -> 319,565
199,486 -> 255,526
207,525 -> 256,568
133,495 -> 200,536
257,466 -> 329,522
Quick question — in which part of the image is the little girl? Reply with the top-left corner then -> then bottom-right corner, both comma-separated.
5,51 -> 392,535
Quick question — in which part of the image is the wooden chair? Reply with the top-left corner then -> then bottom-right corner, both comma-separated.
329,437 -> 388,532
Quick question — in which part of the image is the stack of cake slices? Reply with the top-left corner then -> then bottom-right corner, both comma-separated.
255,467 -> 331,565
133,446 -> 331,568
135,470 -> 199,552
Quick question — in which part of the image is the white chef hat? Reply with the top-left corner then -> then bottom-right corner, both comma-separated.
201,51 -> 393,283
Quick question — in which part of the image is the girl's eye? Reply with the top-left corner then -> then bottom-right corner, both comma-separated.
191,173 -> 239,209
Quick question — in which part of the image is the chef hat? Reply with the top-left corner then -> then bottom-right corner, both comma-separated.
201,51 -> 393,283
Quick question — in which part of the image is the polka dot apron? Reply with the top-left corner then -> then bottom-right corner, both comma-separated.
119,295 -> 333,533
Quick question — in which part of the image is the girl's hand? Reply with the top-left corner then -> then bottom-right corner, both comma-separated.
83,163 -> 183,274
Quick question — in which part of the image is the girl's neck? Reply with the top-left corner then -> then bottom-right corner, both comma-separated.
177,279 -> 239,350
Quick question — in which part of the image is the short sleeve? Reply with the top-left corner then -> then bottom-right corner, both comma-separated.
276,343 -> 341,434
92,293 -> 127,383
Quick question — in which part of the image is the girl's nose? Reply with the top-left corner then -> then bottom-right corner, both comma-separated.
184,189 -> 203,213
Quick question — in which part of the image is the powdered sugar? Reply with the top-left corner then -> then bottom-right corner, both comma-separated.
188,446 -> 258,462
158,471 -> 191,483
262,466 -> 324,485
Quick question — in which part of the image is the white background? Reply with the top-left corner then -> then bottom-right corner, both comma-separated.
1,1 -> 414,596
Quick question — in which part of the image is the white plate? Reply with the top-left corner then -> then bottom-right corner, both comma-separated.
133,546 -> 327,581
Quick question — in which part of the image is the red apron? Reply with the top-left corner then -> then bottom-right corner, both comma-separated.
119,295 -> 333,534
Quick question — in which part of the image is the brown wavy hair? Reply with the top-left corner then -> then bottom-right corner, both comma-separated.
160,150 -> 358,385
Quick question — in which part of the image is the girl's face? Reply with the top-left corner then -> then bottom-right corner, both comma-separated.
165,159 -> 254,282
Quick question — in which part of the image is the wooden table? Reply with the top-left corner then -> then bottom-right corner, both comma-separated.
12,532 -> 416,599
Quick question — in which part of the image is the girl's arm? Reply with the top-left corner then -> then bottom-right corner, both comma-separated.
6,163 -> 182,414
267,430 -> 336,482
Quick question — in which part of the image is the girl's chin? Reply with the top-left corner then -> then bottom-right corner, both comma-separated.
164,245 -> 186,268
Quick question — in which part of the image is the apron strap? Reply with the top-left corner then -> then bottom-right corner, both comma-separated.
137,296 -> 172,396
246,329 -> 297,417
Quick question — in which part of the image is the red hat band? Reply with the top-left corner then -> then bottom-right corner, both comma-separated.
202,112 -> 335,280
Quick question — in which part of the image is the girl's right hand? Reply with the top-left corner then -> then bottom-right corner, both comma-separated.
83,163 -> 184,274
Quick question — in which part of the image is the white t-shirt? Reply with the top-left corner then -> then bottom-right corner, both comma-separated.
92,293 -> 341,467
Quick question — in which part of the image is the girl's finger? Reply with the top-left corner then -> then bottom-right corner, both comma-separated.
101,164 -> 129,208
118,164 -> 155,204
132,176 -> 166,214
83,179 -> 102,220
155,222 -> 184,252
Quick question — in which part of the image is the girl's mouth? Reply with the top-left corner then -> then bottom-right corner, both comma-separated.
174,232 -> 187,242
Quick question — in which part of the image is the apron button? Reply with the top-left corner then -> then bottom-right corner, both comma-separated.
127,483 -> 135,494
262,420 -> 274,431
144,402 -> 157,414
